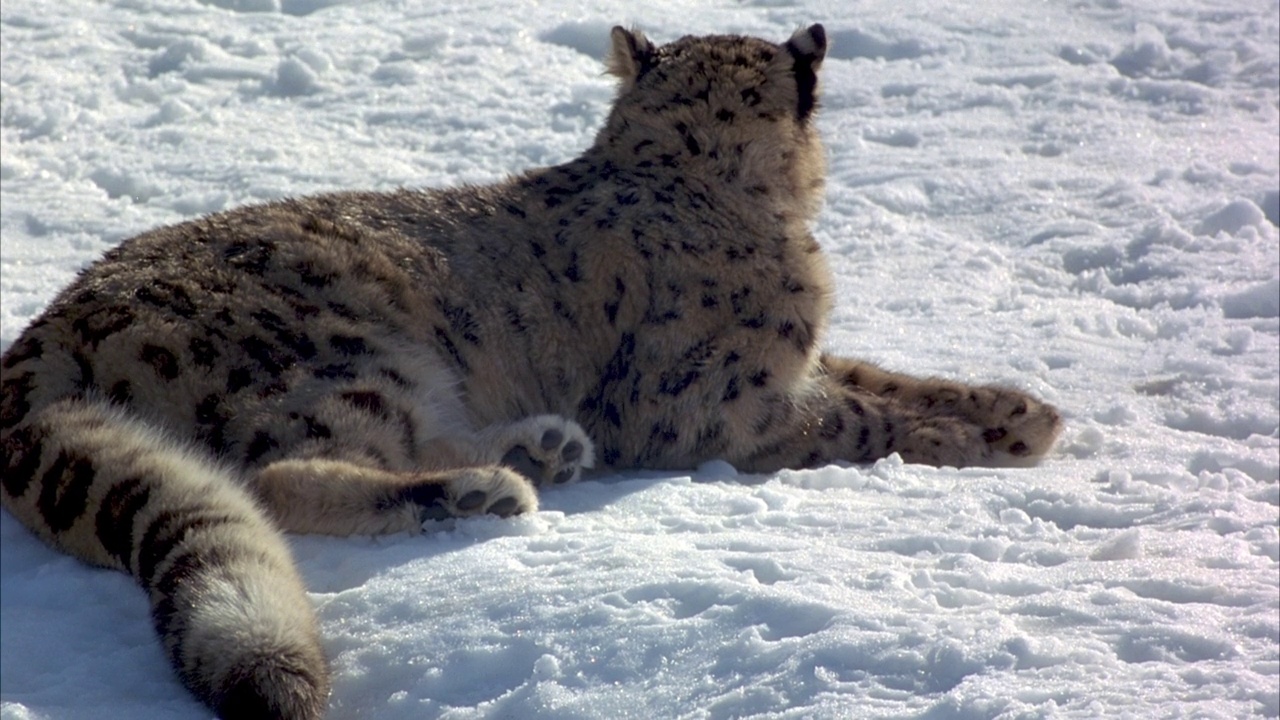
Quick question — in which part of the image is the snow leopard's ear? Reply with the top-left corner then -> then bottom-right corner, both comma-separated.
607,26 -> 657,89
784,24 -> 826,121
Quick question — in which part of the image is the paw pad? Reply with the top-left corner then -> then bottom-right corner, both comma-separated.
456,490 -> 487,512
413,467 -> 538,522
450,487 -> 521,518
540,429 -> 563,451
561,440 -> 584,463
486,496 -> 520,517
500,445 -> 542,481
490,415 -> 594,487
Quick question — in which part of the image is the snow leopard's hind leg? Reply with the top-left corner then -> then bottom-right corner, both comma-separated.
818,354 -> 1062,467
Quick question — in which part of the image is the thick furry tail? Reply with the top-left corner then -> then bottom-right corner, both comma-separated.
1,397 -> 330,719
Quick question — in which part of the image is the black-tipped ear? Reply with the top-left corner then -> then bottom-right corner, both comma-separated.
606,26 -> 657,86
786,24 -> 827,67
785,24 -> 826,121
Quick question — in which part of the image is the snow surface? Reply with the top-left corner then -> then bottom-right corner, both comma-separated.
1,0 -> 1278,717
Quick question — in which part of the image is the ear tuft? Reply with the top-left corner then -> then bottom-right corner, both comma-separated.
785,24 -> 827,68
606,26 -> 656,84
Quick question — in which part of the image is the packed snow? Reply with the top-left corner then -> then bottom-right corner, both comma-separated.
1,0 -> 1277,717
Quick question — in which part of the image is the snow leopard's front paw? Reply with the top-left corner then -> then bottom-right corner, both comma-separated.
482,415 -> 595,487
411,466 -> 539,522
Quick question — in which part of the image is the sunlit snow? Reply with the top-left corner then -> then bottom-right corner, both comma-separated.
1,0 -> 1277,718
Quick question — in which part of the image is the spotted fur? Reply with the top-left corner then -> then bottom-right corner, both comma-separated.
0,24 -> 1061,719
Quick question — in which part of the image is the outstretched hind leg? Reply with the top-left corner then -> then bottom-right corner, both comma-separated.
819,354 -> 1063,466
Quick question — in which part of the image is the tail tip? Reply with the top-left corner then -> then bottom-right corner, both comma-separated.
214,658 -> 331,720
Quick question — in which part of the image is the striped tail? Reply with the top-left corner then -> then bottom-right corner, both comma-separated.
1,396 -> 330,719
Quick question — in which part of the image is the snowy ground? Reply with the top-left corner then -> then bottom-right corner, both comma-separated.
2,0 -> 1278,717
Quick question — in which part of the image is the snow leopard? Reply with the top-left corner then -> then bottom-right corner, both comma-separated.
0,24 -> 1062,719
